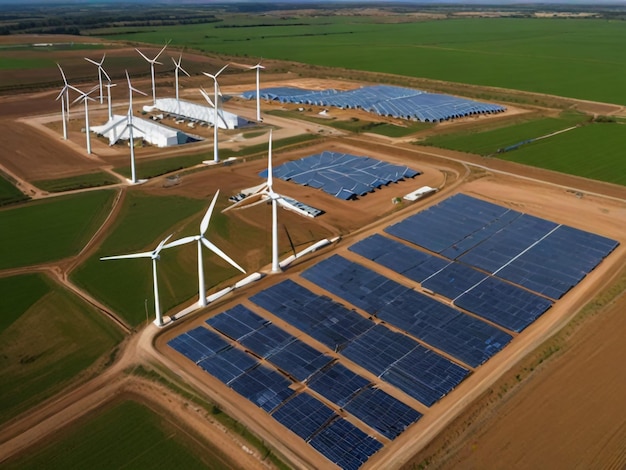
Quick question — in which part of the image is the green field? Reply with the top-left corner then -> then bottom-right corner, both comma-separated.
0,57 -> 56,70
0,273 -> 123,423
33,172 -> 119,193
498,122 -> 626,186
417,112 -> 588,156
4,399 -> 231,470
70,190 -> 249,327
0,174 -> 29,206
0,190 -> 115,270
100,17 -> 626,105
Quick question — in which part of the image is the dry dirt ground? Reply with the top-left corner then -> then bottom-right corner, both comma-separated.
1,52 -> 626,470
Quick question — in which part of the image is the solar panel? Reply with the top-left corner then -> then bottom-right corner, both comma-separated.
197,346 -> 258,385
229,364 -> 295,413
271,393 -> 337,441
239,323 -> 295,358
308,363 -> 372,407
206,304 -> 269,341
267,340 -> 334,381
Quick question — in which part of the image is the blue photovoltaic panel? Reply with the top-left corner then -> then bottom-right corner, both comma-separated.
239,323 -> 295,358
344,387 -> 422,440
229,364 -> 295,413
309,418 -> 383,470
198,346 -> 258,385
454,276 -> 554,333
271,393 -> 337,441
260,152 -> 419,201
250,279 -> 374,350
168,326 -> 230,363
349,234 -> 447,282
267,340 -> 334,382
421,262 -> 488,299
303,255 -> 513,367
341,325 -> 469,406
206,304 -> 269,341
308,363 -> 372,407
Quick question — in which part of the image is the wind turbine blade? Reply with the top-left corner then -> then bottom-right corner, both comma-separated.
154,41 -> 170,61
100,251 -> 152,260
200,190 -> 219,235
202,238 -> 246,273
135,48 -> 151,62
57,63 -> 68,84
267,129 -> 273,188
55,87 -> 67,101
153,60 -> 163,66
100,53 -> 106,65
215,64 -> 229,77
163,235 -> 197,249
101,67 -> 112,83
154,233 -> 174,255
199,87 -> 215,108
84,57 -> 99,66
223,193 -> 267,211
131,86 -> 148,96
202,72 -> 216,80
179,65 -> 190,77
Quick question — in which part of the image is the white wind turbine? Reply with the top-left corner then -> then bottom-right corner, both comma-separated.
164,190 -> 246,307
172,53 -> 190,114
104,81 -> 117,120
84,54 -> 111,104
136,41 -> 170,106
100,234 -> 173,327
224,130 -> 290,273
55,64 -> 80,140
97,71 -> 147,183
71,85 -> 98,154
249,62 -> 265,122
201,64 -> 229,163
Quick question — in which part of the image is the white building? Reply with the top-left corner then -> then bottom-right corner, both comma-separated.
148,98 -> 239,130
91,114 -> 185,148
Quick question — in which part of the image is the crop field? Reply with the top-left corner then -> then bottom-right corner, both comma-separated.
417,112 -> 588,156
0,190 -> 115,270
100,17 -> 626,105
0,273 -> 123,423
0,175 -> 29,206
33,171 -> 119,193
3,399 -> 228,470
498,122 -> 626,186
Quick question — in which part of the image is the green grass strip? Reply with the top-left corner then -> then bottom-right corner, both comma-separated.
0,174 -> 29,206
33,172 -> 119,193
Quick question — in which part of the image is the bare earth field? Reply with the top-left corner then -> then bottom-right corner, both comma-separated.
1,41 -> 626,470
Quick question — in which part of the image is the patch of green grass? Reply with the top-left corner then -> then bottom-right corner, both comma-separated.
417,112 -> 588,155
0,57 -> 56,70
0,190 -> 115,270
3,400 -> 228,470
0,273 -> 123,423
33,172 -> 119,193
70,191 -> 211,327
0,174 -> 29,206
499,122 -> 626,186
0,273 -> 49,334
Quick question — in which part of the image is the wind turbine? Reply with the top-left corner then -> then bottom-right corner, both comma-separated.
100,234 -> 173,327
224,130 -> 287,273
136,41 -> 170,106
104,81 -> 117,120
84,54 -> 111,104
249,62 -> 265,122
201,64 -> 229,163
97,71 -> 147,183
164,190 -> 246,307
55,64 -> 80,140
71,85 -> 98,154
172,53 -> 190,114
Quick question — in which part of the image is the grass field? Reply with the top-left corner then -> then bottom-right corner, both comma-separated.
3,399 -> 232,470
70,190 -> 247,327
33,171 -> 119,193
0,190 -> 115,270
100,17 -> 626,105
0,273 -> 123,423
417,112 -> 588,156
0,174 -> 29,206
498,122 -> 626,186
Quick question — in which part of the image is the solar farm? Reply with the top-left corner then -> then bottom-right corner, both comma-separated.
163,193 -> 618,469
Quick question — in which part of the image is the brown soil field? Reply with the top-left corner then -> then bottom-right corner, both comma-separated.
1,38 -> 626,470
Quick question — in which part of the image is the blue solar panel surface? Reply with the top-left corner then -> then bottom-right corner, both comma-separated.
239,323 -> 294,358
302,255 -> 512,367
267,340 -> 334,381
243,85 -> 506,123
229,364 -> 295,413
168,326 -> 230,363
271,393 -> 337,441
260,151 -> 419,200
205,304 -> 269,341
308,363 -> 371,407
197,346 -> 258,384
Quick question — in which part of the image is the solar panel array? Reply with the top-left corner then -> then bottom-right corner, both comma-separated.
242,85 -> 506,122
385,193 -> 618,300
259,150 -> 419,200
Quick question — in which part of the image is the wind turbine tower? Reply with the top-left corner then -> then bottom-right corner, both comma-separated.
250,62 -> 265,122
164,190 -> 246,307
136,41 -> 170,106
100,234 -> 173,327
84,54 -> 111,104
71,86 -> 98,154
172,54 -> 190,115
202,64 -> 229,163
104,81 -> 117,120
56,64 -> 80,140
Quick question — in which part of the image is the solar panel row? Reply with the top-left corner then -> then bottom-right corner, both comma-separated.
302,254 -> 512,366
242,85 -> 505,122
260,151 -> 419,200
